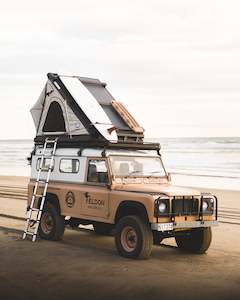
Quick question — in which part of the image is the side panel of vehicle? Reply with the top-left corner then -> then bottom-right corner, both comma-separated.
27,181 -> 155,224
77,185 -> 110,218
30,155 -> 87,183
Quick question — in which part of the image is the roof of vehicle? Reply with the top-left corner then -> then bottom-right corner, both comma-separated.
34,146 -> 160,158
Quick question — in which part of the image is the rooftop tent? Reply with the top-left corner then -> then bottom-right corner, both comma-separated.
31,79 -> 89,138
31,73 -> 144,144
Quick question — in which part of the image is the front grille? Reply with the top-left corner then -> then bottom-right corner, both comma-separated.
172,197 -> 199,216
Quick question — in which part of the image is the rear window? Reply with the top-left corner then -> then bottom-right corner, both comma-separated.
59,159 -> 79,173
36,158 -> 54,172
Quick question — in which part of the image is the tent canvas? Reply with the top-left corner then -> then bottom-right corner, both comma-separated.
31,73 -> 144,144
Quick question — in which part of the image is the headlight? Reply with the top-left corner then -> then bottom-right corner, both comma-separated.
202,201 -> 208,211
155,196 -> 169,217
158,202 -> 167,213
201,195 -> 215,215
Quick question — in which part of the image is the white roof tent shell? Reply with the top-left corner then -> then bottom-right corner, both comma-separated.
31,73 -> 147,147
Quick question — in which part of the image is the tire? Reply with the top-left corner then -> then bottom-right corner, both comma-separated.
175,227 -> 212,254
39,202 -> 65,241
93,222 -> 113,236
115,215 -> 153,259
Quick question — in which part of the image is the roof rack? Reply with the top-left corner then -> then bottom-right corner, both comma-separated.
34,135 -> 160,151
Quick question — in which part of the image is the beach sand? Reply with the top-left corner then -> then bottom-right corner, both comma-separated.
0,175 -> 239,300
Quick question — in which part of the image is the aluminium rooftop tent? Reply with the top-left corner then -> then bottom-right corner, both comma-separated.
31,73 -> 145,146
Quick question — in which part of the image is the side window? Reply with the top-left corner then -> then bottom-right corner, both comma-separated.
60,159 -> 79,173
87,159 -> 109,184
36,158 -> 54,171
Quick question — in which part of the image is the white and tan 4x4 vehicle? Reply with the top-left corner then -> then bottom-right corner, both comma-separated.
26,73 -> 218,259
28,146 -> 218,259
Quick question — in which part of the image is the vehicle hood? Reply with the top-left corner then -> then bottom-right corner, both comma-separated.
112,183 -> 200,197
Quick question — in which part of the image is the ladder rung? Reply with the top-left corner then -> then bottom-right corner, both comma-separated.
34,194 -> 43,198
41,155 -> 53,159
38,180 -> 47,184
40,167 -> 51,171
46,139 -> 57,143
24,232 -> 36,236
30,208 -> 42,212
27,218 -> 40,222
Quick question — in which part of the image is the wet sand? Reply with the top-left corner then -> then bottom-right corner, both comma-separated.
0,175 -> 240,300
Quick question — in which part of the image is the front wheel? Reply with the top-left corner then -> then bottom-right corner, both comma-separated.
175,227 -> 212,254
39,202 -> 65,241
115,215 -> 153,259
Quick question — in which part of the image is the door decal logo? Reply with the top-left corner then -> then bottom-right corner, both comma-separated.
65,191 -> 75,208
85,192 -> 105,208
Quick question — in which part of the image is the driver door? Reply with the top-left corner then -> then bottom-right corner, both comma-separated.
80,158 -> 110,219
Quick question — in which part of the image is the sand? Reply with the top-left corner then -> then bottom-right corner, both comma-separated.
0,175 -> 239,300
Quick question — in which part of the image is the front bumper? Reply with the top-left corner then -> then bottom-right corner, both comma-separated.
151,220 -> 218,232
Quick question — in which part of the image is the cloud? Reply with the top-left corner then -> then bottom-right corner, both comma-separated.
0,0 -> 240,138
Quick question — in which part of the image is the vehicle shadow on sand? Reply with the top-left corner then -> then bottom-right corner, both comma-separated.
53,228 -> 203,262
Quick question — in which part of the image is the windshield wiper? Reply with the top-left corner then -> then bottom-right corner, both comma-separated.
129,170 -> 143,175
145,171 -> 165,178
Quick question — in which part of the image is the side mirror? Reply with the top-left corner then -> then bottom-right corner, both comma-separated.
167,173 -> 171,182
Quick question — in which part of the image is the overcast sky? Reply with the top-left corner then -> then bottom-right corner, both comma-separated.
0,0 -> 240,139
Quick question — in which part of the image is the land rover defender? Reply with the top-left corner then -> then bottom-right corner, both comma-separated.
27,145 -> 218,259
24,73 -> 218,259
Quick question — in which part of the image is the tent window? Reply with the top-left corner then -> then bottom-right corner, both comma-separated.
43,101 -> 66,132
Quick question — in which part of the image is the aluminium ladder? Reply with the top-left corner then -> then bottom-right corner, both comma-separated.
22,138 -> 58,242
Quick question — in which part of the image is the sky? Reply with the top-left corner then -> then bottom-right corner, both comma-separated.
0,0 -> 240,139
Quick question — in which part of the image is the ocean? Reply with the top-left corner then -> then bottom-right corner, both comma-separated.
0,137 -> 240,190
150,137 -> 240,190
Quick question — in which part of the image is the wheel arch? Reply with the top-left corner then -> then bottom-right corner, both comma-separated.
114,200 -> 149,224
37,192 -> 61,213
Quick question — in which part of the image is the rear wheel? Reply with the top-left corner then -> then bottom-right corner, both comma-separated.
39,202 -> 65,241
175,227 -> 212,254
115,215 -> 153,259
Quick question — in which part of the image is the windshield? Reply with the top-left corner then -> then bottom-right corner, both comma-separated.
109,155 -> 166,177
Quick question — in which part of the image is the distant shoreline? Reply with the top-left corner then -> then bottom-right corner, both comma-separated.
171,171 -> 240,179
0,137 -> 240,191
0,174 -> 239,192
